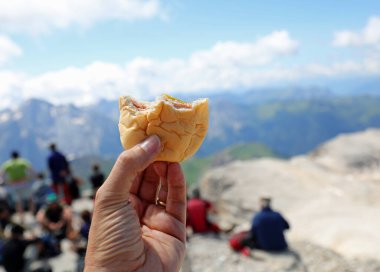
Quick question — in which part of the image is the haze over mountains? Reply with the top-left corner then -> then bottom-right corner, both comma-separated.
0,86 -> 379,171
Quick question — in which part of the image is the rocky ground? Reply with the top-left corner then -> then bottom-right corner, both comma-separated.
199,129 -> 380,263
182,234 -> 380,272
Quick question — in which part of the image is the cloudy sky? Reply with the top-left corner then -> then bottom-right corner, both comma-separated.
0,0 -> 379,108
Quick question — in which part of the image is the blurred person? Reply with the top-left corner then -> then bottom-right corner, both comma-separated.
67,174 -> 82,201
73,210 -> 92,272
47,143 -> 72,205
85,135 -> 186,271
0,185 -> 11,211
72,210 -> 92,255
186,188 -> 220,234
229,197 -> 290,255
31,172 -> 54,214
0,151 -> 35,214
79,210 -> 91,241
0,202 -> 11,264
2,224 -> 40,272
89,163 -> 105,197
0,202 -> 11,236
36,193 -> 74,242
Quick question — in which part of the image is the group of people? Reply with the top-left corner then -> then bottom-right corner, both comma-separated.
0,135 -> 290,271
0,143 -> 105,272
186,189 -> 290,256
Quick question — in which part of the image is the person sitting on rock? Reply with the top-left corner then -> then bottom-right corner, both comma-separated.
230,197 -> 290,255
36,193 -> 74,242
186,188 -> 220,234
2,224 -> 42,272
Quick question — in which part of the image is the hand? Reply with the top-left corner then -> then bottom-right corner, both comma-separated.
85,135 -> 187,272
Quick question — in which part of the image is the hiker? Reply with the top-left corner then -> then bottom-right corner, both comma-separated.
67,174 -> 82,201
2,224 -> 40,272
31,172 -> 54,214
186,188 -> 220,234
47,143 -> 72,205
229,197 -> 290,255
0,202 -> 11,236
89,164 -> 105,197
36,193 -> 74,242
79,210 -> 91,241
0,151 -> 35,214
73,210 -> 92,272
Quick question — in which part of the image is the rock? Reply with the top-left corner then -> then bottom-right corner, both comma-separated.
199,129 -> 380,262
311,128 -> 380,172
181,235 -> 380,272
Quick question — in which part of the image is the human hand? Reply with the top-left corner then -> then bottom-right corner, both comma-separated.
85,135 -> 187,272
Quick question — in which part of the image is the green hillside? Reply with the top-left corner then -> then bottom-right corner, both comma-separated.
182,157 -> 213,188
183,142 -> 277,187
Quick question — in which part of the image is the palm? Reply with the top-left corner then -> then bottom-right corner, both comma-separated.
128,164 -> 186,271
86,161 -> 186,272
132,197 -> 185,271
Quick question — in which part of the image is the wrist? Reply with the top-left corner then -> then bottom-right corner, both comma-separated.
84,254 -> 145,272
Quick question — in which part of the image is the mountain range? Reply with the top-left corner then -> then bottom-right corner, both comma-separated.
0,87 -> 379,172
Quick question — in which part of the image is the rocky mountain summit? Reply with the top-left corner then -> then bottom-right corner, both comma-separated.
189,129 -> 380,271
182,236 -> 380,272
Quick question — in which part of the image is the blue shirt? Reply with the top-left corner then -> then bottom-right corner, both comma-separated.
251,207 -> 290,251
48,151 -> 69,183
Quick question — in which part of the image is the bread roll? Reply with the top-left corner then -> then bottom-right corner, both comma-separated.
118,94 -> 209,162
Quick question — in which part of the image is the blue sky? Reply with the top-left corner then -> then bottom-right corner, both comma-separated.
0,0 -> 379,107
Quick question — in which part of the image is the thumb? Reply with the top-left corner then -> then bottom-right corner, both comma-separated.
101,135 -> 161,197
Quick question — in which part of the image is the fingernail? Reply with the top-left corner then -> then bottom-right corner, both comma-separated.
139,135 -> 161,155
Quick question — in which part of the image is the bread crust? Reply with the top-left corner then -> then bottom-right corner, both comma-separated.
118,95 -> 209,162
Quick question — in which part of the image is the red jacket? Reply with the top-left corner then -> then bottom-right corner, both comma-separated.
187,198 -> 211,233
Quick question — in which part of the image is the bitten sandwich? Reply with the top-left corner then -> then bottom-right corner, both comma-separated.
118,94 -> 209,162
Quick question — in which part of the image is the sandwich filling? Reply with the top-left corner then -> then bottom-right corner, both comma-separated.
127,94 -> 193,113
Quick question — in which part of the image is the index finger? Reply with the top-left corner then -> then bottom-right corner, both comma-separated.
99,135 -> 161,201
165,163 -> 187,224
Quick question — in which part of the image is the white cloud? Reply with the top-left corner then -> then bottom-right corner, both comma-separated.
24,62 -> 129,105
305,60 -> 380,77
0,0 -> 164,34
1,29 -> 380,109
0,31 -> 299,106
0,35 -> 22,65
123,31 -> 299,93
333,16 -> 380,47
330,16 -> 380,78
0,71 -> 26,108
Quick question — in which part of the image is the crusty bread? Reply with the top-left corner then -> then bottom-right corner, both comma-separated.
118,94 -> 209,162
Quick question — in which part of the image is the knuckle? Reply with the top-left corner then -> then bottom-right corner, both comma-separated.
118,151 -> 134,165
94,187 -> 117,208
119,148 -> 147,173
94,187 -> 107,205
118,150 -> 141,170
